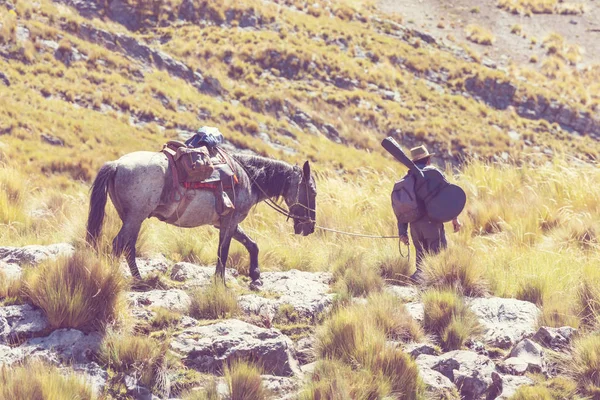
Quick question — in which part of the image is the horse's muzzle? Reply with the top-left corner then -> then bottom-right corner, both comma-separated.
294,221 -> 315,236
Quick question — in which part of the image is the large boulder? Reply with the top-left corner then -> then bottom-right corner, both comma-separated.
240,270 -> 335,322
502,339 -> 545,375
468,297 -> 540,349
0,243 -> 74,266
0,304 -> 49,343
171,319 -> 301,377
417,350 -> 499,399
127,289 -> 191,313
415,356 -> 456,395
170,262 -> 238,287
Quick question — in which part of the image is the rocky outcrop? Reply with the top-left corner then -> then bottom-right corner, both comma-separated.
127,289 -> 191,313
239,270 -> 335,322
0,243 -> 75,266
468,297 -> 540,349
170,262 -> 238,288
464,76 -> 600,138
171,319 -> 301,377
417,350 -> 500,399
59,22 -> 224,96
0,304 -> 49,343
386,285 -> 419,302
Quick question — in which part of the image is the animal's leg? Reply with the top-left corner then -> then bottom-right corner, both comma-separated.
232,225 -> 260,282
215,223 -> 235,283
113,218 -> 144,279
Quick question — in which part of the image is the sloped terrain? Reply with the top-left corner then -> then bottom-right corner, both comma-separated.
1,0 -> 600,399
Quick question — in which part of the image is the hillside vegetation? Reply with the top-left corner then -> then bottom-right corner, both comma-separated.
0,0 -> 599,398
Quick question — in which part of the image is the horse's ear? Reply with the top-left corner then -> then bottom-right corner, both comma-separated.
303,161 -> 311,178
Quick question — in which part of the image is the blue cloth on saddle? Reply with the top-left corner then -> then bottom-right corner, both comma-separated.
185,126 -> 224,148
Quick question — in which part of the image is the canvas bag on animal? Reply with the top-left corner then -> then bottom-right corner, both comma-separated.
162,141 -> 215,183
391,174 -> 423,223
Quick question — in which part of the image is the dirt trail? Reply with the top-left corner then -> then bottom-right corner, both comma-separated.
378,0 -> 600,67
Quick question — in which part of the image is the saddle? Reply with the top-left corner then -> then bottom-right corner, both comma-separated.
162,140 -> 237,216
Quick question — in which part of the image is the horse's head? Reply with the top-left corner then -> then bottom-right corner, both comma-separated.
284,161 -> 316,236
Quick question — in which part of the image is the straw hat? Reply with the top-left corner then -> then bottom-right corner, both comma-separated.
410,145 -> 435,162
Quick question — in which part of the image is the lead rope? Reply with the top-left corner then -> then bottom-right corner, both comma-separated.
228,150 -> 409,257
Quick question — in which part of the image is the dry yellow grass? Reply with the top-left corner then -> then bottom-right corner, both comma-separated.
497,0 -> 585,15
0,361 -> 95,400
465,24 -> 496,45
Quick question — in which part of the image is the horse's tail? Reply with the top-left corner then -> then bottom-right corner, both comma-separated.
86,162 -> 117,247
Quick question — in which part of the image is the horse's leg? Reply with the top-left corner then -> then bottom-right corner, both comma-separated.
232,226 -> 260,282
215,221 -> 236,283
113,217 -> 144,279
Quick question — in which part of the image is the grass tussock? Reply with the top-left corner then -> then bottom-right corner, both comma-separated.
569,335 -> 600,396
0,361 -> 95,400
98,329 -> 172,394
378,255 -> 412,285
0,269 -> 23,305
332,252 -> 384,297
422,289 -> 482,351
150,307 -> 182,329
188,281 -> 239,320
314,295 -> 423,399
182,380 -> 220,400
225,360 -> 268,400
465,25 -> 495,45
497,0 -> 584,15
24,249 -> 126,331
422,247 -> 488,297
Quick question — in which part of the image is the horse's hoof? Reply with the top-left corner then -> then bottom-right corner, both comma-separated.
249,279 -> 263,291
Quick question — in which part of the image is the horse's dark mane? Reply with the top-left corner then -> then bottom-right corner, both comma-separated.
232,154 -> 298,200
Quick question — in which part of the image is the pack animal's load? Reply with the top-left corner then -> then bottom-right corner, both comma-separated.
382,137 -> 466,223
162,141 -> 214,183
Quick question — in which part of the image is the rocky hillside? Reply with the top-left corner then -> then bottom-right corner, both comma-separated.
0,0 -> 599,184
1,0 -> 600,399
0,243 -> 579,399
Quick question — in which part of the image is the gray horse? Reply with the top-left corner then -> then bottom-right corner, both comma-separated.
86,150 -> 316,283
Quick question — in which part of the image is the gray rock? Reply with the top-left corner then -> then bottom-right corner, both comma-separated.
108,0 -> 140,31
171,319 -> 300,377
170,262 -> 238,287
0,71 -> 9,86
121,255 -> 170,277
386,285 -> 419,302
15,26 -> 29,42
404,342 -> 439,358
405,302 -> 424,322
41,134 -> 64,146
533,326 -> 577,350
262,375 -> 299,399
0,261 -> 21,280
415,356 -> 455,393
0,329 -> 101,366
0,304 -> 49,344
24,329 -> 102,364
246,270 -> 335,320
125,375 -> 154,400
468,297 -> 540,348
496,374 -> 534,399
417,350 -> 498,399
70,362 -> 108,396
295,336 -> 316,365
0,243 -> 75,266
503,339 -> 545,375
127,289 -> 191,313
238,294 -> 279,321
